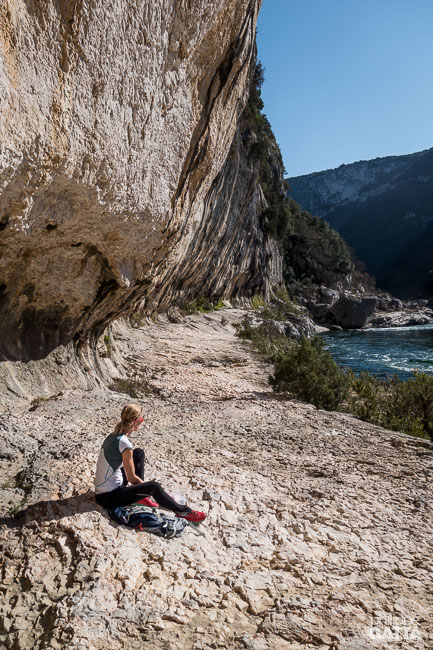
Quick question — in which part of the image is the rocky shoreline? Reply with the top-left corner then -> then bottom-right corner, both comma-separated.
239,289 -> 433,345
305,288 -> 433,332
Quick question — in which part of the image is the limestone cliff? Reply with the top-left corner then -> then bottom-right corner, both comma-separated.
0,0 -> 283,364
152,94 -> 283,310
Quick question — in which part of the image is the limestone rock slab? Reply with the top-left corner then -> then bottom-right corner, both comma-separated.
0,0 -> 267,362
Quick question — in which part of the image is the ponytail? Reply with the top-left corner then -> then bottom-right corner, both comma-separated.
114,403 -> 142,434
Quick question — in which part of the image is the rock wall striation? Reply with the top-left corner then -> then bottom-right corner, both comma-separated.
0,0 -> 280,364
150,86 -> 283,311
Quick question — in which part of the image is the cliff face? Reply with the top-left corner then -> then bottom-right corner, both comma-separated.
0,0 -> 281,363
151,106 -> 283,310
287,151 -> 428,216
287,148 -> 433,298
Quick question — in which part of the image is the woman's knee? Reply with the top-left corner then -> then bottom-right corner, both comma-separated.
133,448 -> 145,461
145,479 -> 161,491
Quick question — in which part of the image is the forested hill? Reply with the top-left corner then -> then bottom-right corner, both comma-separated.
287,148 -> 433,298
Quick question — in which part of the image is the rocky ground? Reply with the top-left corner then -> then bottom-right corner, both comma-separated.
0,309 -> 432,649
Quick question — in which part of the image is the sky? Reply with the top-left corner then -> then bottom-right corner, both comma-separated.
256,0 -> 433,177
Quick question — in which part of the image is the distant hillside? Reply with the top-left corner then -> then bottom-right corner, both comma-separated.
287,148 -> 433,298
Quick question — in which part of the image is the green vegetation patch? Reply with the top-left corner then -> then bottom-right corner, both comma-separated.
283,202 -> 354,298
351,371 -> 433,439
270,334 -> 351,411
235,314 -> 294,359
101,334 -> 112,357
180,296 -> 225,315
251,293 -> 266,310
235,292 -> 306,358
244,62 -> 355,298
243,62 -> 294,241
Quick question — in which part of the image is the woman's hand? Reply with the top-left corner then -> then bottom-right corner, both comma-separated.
122,449 -> 143,484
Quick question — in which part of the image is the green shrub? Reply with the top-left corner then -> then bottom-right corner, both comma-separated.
235,315 -> 294,359
269,334 -> 351,410
260,294 -> 302,322
213,299 -> 225,311
352,371 -> 432,439
350,372 -> 382,422
251,293 -> 266,309
103,334 -> 112,357
236,310 -> 433,439
391,371 -> 433,438
180,295 -> 224,315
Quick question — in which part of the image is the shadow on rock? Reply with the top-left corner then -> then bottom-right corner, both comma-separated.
0,490 -> 104,529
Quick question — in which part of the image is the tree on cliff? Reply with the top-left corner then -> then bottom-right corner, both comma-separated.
243,62 -> 354,298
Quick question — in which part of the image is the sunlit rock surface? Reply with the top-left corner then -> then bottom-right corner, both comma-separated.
1,311 -> 432,649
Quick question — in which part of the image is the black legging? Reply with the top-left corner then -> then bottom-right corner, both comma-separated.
95,448 -> 190,513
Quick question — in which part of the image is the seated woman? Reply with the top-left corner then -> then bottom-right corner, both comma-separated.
94,403 -> 206,523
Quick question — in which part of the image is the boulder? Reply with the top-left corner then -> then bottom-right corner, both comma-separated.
378,297 -> 391,311
368,310 -> 433,328
329,293 -> 378,329
283,315 -> 316,340
318,286 -> 339,305
389,298 -> 403,311
308,303 -> 332,321
247,312 -> 316,341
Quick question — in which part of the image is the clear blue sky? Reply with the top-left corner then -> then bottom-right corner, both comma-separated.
257,0 -> 433,177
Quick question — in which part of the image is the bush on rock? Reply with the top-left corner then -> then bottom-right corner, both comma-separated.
269,334 -> 351,410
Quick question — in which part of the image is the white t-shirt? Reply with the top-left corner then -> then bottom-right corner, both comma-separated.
94,433 -> 133,494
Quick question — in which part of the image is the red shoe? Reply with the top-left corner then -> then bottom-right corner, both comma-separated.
176,509 -> 206,523
135,497 -> 159,508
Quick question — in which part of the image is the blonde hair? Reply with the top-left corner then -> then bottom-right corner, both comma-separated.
114,403 -> 142,435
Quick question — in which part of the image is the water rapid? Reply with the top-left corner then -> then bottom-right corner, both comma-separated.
320,322 -> 433,379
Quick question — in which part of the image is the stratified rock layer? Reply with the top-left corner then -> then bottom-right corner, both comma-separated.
154,116 -> 283,307
0,0 -> 280,363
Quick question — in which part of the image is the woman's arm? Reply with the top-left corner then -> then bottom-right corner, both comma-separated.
122,449 -> 144,485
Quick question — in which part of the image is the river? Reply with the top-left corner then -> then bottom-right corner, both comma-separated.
320,322 -> 433,379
